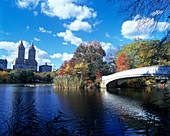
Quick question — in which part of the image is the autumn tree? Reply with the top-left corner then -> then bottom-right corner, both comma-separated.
138,39 -> 170,66
74,41 -> 106,64
57,58 -> 76,76
57,61 -> 68,76
74,59 -> 89,80
0,71 -> 9,83
95,68 -> 102,83
65,58 -> 76,76
116,53 -> 130,71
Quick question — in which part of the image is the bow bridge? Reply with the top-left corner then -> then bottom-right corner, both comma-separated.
101,65 -> 170,88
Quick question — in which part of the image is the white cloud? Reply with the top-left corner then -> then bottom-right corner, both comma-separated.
62,42 -> 68,45
105,32 -> 110,38
50,53 -> 62,59
57,30 -> 82,46
50,52 -> 73,61
0,40 -> 51,68
93,20 -> 102,27
156,22 -> 170,32
0,41 -> 28,51
35,47 -> 49,58
65,20 -> 92,32
41,0 -> 96,20
151,10 -> 163,16
0,40 -> 29,63
37,59 -> 52,66
16,0 -> 40,9
113,36 -> 123,42
39,27 -> 52,33
121,17 -> 170,39
101,42 -> 115,53
33,11 -> 38,16
53,34 -> 57,37
26,26 -> 29,30
34,37 -> 40,41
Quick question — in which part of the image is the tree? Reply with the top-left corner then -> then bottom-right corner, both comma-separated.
74,41 -> 106,64
116,53 -> 130,71
57,61 -> 68,76
116,39 -> 170,67
107,0 -> 169,22
74,59 -> 89,80
64,58 -> 76,76
57,58 -> 76,76
88,59 -> 112,80
138,39 -> 170,66
95,68 -> 102,83
107,0 -> 170,40
0,71 -> 9,83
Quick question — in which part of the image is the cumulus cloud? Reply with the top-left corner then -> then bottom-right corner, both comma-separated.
35,47 -> 49,58
65,20 -> 92,32
0,41 -> 28,51
121,16 -> 170,39
50,52 -> 73,61
101,42 -> 116,53
0,40 -> 51,67
57,30 -> 82,46
0,40 -> 29,63
39,27 -> 52,33
41,0 -> 96,20
16,0 -> 40,9
34,37 -> 40,41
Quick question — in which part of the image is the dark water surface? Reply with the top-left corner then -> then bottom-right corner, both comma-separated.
0,84 -> 169,135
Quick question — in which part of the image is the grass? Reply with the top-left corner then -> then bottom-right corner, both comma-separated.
2,95 -> 99,135
3,95 -> 73,136
53,76 -> 84,89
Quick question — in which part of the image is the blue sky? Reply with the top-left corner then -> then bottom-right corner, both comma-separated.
0,0 -> 169,69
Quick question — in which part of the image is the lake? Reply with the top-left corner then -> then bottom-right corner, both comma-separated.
0,84 -> 169,135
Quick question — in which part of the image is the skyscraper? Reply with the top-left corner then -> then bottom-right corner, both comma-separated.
12,40 -> 38,70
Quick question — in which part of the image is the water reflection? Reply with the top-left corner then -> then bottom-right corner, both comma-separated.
0,84 -> 169,135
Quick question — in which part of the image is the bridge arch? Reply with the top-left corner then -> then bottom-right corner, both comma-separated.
101,65 -> 170,88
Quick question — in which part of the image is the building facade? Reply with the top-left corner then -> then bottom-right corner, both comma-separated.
39,63 -> 52,72
0,59 -> 7,69
12,40 -> 38,70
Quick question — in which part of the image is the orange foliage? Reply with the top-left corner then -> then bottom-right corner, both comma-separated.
57,58 -> 76,76
116,53 -> 130,71
95,68 -> 102,82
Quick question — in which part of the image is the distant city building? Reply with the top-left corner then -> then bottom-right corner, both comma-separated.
12,40 -> 38,70
39,63 -> 52,72
0,59 -> 7,69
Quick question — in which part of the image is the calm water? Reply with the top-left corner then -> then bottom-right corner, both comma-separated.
0,84 -> 169,135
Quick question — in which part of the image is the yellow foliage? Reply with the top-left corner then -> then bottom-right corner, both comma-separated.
1,71 -> 9,82
65,64 -> 72,71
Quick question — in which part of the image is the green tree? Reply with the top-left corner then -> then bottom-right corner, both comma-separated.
116,39 -> 170,68
74,41 -> 106,64
88,59 -> 112,81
